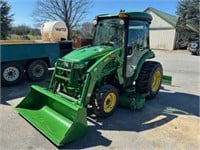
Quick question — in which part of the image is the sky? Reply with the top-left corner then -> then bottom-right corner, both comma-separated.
8,0 -> 179,28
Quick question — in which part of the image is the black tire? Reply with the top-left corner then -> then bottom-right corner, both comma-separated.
136,61 -> 163,99
27,60 -> 48,82
192,52 -> 196,55
196,49 -> 200,56
1,63 -> 24,85
92,85 -> 118,118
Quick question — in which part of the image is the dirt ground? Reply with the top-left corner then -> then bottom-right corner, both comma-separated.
0,49 -> 200,150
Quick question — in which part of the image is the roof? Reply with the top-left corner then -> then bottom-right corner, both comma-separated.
122,12 -> 152,21
144,7 -> 198,33
144,7 -> 178,27
97,12 -> 152,22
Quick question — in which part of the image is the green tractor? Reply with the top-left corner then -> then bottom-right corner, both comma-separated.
16,11 -> 168,146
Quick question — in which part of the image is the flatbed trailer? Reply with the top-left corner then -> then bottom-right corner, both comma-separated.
1,40 -> 73,85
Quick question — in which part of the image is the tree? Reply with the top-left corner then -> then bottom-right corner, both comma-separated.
79,22 -> 94,38
33,0 -> 92,40
176,0 -> 199,32
11,25 -> 31,35
0,0 -> 14,40
30,28 -> 40,36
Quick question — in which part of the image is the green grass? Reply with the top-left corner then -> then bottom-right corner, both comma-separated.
9,34 -> 41,40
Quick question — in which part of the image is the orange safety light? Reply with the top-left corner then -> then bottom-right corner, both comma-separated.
94,16 -> 98,21
118,13 -> 128,18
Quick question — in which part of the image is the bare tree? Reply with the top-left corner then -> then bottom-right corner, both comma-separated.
75,22 -> 94,38
33,0 -> 92,39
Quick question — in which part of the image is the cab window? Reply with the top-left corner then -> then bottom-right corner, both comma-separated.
127,20 -> 148,50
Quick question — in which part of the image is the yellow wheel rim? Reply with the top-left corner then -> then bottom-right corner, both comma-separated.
103,92 -> 116,113
151,70 -> 162,92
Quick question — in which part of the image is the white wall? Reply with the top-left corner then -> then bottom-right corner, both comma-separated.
150,29 -> 176,50
147,11 -> 176,50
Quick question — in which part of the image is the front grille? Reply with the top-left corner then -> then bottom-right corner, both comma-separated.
55,59 -> 72,81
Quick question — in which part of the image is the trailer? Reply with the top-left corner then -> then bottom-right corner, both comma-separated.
1,21 -> 75,85
1,40 -> 73,85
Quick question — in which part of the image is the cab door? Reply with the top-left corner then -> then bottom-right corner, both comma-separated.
126,20 -> 149,78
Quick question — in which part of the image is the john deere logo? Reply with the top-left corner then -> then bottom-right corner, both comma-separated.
55,28 -> 66,31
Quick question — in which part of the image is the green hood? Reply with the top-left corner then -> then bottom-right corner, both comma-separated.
62,46 -> 113,62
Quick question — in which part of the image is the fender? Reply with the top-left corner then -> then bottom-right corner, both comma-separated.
132,50 -> 155,81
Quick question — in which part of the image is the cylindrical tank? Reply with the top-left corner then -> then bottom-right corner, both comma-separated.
41,21 -> 68,42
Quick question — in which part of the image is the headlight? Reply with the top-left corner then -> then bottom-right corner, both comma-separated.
73,62 -> 88,69
74,63 -> 84,69
64,62 -> 71,68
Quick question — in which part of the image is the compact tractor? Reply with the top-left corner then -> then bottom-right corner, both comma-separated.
16,11 -> 169,146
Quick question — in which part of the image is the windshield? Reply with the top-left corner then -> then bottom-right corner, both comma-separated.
93,18 -> 125,48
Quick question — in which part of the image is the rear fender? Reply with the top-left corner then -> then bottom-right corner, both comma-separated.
132,50 -> 155,81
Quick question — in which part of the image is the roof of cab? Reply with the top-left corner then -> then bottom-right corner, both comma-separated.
97,12 -> 152,22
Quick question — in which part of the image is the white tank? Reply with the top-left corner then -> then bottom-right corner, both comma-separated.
41,21 -> 68,42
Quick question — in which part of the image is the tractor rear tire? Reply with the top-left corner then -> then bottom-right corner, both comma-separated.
136,61 -> 163,99
92,85 -> 118,118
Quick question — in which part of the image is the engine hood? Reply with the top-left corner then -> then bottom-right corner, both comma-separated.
62,46 -> 113,62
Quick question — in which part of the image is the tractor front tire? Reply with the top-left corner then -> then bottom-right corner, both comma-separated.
92,85 -> 118,118
136,61 -> 163,99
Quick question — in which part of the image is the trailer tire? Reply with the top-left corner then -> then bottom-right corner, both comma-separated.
27,60 -> 48,82
1,63 -> 24,85
92,85 -> 118,118
136,61 -> 163,99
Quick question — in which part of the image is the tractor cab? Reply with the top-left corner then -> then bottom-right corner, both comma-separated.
93,12 -> 153,80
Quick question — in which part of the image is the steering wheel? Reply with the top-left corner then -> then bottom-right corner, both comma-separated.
101,42 -> 114,46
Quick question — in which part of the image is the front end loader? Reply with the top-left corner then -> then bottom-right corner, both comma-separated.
16,11 -> 171,146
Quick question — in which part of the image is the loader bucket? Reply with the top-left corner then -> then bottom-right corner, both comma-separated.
16,85 -> 87,146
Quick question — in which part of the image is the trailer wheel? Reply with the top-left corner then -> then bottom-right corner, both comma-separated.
27,60 -> 48,81
1,63 -> 24,85
92,85 -> 118,118
136,61 -> 163,99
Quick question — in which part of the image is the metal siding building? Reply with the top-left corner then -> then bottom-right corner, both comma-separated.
148,11 -> 176,50
144,7 -> 198,50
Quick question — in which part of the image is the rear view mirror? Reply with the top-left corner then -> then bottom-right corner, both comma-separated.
127,46 -> 133,55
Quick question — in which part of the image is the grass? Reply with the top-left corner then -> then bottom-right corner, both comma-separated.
8,34 -> 41,40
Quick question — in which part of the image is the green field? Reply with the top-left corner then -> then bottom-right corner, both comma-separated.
9,34 -> 41,40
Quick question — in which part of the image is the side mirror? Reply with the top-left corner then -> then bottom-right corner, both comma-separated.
127,46 -> 133,55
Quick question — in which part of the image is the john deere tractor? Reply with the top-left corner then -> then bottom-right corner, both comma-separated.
16,12 -> 164,146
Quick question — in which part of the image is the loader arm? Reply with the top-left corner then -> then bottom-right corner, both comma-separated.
80,48 -> 122,106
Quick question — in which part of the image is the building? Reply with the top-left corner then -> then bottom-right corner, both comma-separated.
144,7 -> 198,50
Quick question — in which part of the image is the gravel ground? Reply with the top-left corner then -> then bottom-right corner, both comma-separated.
0,49 -> 200,150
